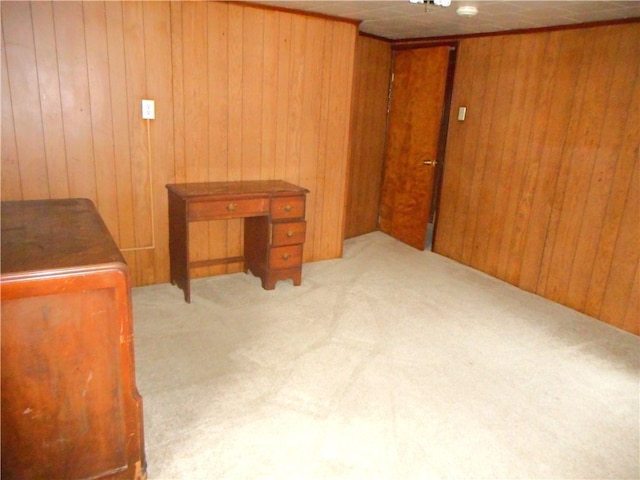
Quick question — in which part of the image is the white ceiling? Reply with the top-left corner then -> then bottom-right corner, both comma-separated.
252,1 -> 640,40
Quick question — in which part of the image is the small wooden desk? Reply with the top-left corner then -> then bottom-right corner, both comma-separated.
166,180 -> 309,303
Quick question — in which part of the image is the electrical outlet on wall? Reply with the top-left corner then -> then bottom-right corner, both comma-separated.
142,100 -> 155,120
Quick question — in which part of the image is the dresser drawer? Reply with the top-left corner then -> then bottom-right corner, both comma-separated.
271,195 -> 305,221
189,198 -> 268,221
272,222 -> 306,246
269,244 -> 303,270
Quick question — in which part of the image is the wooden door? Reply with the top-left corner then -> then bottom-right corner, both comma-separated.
379,46 -> 451,250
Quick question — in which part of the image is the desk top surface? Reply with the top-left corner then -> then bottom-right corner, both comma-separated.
166,180 -> 308,199
1,198 -> 124,278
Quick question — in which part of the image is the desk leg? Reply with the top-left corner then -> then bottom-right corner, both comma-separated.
168,191 -> 191,303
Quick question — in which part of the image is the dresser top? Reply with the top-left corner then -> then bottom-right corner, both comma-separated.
1,198 -> 124,278
166,180 -> 308,200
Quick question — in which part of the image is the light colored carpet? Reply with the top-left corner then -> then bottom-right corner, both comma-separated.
132,231 -> 639,480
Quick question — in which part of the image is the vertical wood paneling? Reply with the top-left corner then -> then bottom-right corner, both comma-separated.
310,21 -> 333,261
564,29 -> 635,312
54,2 -> 97,202
104,2 -> 135,251
433,39 -> 474,261
225,3 -> 244,271
514,30 -> 565,294
122,1 -> 153,285
623,265 -> 639,334
443,37 -> 494,263
531,31 -> 588,298
2,2 -> 49,199
1,1 -> 357,290
501,33 -> 551,287
285,17 -> 305,185
31,2 -> 69,200
584,71 -> 639,325
461,36 -> 502,266
183,1 -> 211,280
298,17 -> 326,260
321,22 -> 356,258
274,14 -> 292,179
474,35 -> 521,275
345,35 -> 392,239
83,2 -> 120,243
599,157 -> 639,333
538,29 -> 620,302
436,23 -> 640,334
170,1 -> 185,184
143,0 -> 174,284
261,10 -> 279,180
1,34 -> 22,199
241,7 -> 264,181
492,34 -> 548,282
207,1 -> 230,276
483,34 -> 523,277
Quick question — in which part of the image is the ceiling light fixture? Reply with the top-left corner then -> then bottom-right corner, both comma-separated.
409,0 -> 451,8
456,5 -> 479,17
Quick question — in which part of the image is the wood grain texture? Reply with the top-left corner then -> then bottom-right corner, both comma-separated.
1,34 -> 22,200
2,2 -> 50,199
1,1 -> 357,286
31,2 -> 69,200
1,199 -> 146,480
345,35 -> 392,239
436,23 -> 640,334
379,46 -> 449,250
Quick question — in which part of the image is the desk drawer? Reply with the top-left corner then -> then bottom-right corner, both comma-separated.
189,198 -> 268,221
269,244 -> 303,270
272,222 -> 306,246
271,196 -> 305,221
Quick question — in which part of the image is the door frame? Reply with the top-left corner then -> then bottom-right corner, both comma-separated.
382,41 -> 459,251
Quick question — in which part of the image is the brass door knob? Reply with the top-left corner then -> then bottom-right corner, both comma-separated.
423,160 -> 438,166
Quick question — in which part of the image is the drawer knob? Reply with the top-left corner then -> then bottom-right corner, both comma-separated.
227,203 -> 238,211
283,205 -> 293,213
286,231 -> 295,238
282,253 -> 291,261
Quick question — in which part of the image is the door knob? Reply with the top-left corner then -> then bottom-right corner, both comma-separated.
423,160 -> 438,166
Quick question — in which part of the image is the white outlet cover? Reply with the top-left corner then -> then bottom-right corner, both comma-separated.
142,99 -> 155,119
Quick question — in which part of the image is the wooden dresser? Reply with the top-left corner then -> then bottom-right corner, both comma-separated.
167,180 -> 309,303
1,199 -> 146,480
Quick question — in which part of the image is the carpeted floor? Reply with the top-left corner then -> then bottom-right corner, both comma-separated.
132,232 -> 639,479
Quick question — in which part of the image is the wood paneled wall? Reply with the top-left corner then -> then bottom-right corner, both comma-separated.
1,1 -> 357,286
435,23 -> 639,334
345,35 -> 391,238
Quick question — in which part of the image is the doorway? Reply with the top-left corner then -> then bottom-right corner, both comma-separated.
379,43 -> 457,251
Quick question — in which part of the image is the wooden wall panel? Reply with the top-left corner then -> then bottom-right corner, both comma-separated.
1,1 -> 357,287
84,2 -> 120,243
436,23 -> 640,334
345,35 -> 392,239
320,23 -> 357,257
104,2 -> 134,252
142,1 -> 173,285
2,2 -> 50,199
31,2 -> 68,200
1,35 -> 22,200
